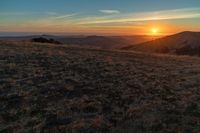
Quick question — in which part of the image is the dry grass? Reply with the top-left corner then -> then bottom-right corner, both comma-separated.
0,41 -> 200,133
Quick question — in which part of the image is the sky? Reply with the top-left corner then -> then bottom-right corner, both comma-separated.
0,0 -> 200,35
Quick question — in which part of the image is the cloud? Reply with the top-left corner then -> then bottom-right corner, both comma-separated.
46,12 -> 57,15
80,7 -> 200,25
1,7 -> 200,33
99,10 -> 120,14
52,13 -> 78,19
0,12 -> 28,16
0,11 -> 57,16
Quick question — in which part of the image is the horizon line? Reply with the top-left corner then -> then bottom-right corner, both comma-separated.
1,31 -> 198,37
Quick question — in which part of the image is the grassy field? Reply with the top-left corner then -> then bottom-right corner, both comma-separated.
0,41 -> 200,133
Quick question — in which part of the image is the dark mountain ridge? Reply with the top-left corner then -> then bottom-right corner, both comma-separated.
0,35 -> 160,49
122,31 -> 200,55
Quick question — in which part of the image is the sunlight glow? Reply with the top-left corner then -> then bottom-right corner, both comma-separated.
151,27 -> 159,35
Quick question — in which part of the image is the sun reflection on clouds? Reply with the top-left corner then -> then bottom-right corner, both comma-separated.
0,7 -> 200,35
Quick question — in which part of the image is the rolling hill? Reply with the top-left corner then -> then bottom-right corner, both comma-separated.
0,35 -> 160,49
0,41 -> 200,132
123,31 -> 200,55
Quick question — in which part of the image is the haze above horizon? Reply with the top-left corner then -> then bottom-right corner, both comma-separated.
0,0 -> 200,35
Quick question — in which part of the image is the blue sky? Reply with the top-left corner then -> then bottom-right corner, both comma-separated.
0,0 -> 200,35
1,0 -> 199,13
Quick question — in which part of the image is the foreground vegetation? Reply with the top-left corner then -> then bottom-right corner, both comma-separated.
0,41 -> 200,133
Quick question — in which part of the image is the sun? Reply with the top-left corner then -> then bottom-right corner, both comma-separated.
151,27 -> 159,35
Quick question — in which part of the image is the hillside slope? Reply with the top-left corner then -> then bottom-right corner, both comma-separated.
0,35 -> 160,49
123,31 -> 200,55
0,41 -> 200,132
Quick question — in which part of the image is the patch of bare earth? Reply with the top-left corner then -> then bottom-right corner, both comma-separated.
0,42 -> 200,133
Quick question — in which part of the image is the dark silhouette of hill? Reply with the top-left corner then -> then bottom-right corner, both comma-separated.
58,35 -> 159,49
122,31 -> 200,56
31,37 -> 61,44
0,35 -> 160,49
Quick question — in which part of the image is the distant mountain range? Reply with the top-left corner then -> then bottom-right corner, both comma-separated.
1,31 -> 200,56
123,31 -> 200,56
0,35 -> 159,49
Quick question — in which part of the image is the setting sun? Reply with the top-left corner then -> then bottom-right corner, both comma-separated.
151,27 -> 159,35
